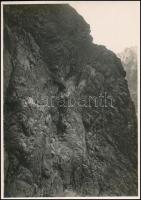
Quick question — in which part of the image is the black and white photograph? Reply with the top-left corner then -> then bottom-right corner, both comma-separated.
1,1 -> 140,199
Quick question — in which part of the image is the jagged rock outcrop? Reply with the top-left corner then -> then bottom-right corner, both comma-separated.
4,4 -> 137,197
117,47 -> 138,111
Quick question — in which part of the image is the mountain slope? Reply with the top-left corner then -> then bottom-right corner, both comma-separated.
4,5 -> 137,197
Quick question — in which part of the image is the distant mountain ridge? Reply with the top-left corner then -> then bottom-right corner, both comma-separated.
117,46 -> 137,111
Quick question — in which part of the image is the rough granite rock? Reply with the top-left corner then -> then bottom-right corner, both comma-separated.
4,4 -> 137,197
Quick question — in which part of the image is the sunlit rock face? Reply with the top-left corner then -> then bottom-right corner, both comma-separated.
4,4 -> 137,197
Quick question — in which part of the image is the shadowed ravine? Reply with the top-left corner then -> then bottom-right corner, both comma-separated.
4,4 -> 137,197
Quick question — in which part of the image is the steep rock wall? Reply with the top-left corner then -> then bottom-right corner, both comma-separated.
4,4 -> 137,197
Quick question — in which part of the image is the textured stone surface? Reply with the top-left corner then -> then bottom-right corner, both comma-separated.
4,4 -> 137,197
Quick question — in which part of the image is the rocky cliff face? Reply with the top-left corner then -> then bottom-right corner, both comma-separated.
4,5 -> 137,197
117,47 -> 138,111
